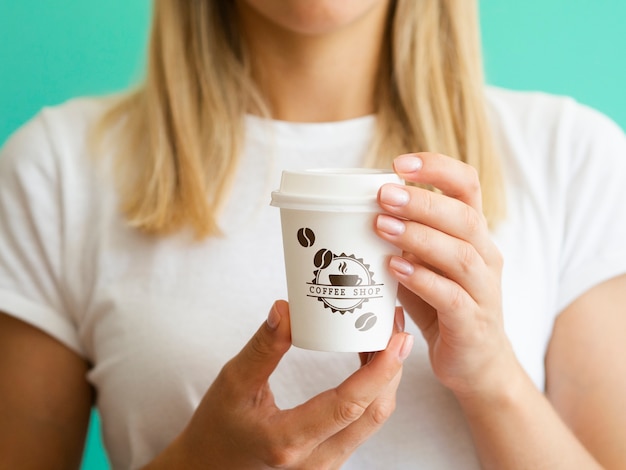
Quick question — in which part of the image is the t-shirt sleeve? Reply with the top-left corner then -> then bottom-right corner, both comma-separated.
0,114 -> 84,356
556,103 -> 626,313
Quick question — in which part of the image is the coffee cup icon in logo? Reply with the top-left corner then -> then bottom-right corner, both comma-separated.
308,253 -> 382,314
329,274 -> 362,286
329,261 -> 362,286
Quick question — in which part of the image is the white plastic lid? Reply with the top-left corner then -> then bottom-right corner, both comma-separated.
270,168 -> 403,212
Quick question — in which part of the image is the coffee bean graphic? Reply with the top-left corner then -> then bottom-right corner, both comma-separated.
314,248 -> 333,269
355,312 -> 377,332
297,227 -> 315,247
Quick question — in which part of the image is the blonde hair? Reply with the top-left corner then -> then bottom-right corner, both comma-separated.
97,0 -> 504,238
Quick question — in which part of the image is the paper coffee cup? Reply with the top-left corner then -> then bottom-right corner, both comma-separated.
271,169 -> 403,352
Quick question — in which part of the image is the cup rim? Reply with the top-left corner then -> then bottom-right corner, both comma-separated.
270,168 -> 403,211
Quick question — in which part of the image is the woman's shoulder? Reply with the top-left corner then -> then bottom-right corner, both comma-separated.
0,96 -> 122,221
484,86 -> 625,147
484,86 -> 626,176
0,95 -> 118,179
41,95 -> 113,120
8,96 -> 116,149
3,95 -> 118,150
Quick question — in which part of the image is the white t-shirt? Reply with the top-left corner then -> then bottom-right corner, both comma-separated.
1,87 -> 625,469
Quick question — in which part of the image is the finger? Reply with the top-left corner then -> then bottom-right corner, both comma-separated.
360,306 -> 405,369
227,300 -> 292,390
388,259 -> 475,332
377,182 -> 495,261
278,331 -> 413,449
377,180 -> 502,271
376,216 -> 488,300
393,305 -> 406,333
397,284 -> 438,339
317,368 -> 403,468
393,153 -> 483,213
358,351 -> 374,368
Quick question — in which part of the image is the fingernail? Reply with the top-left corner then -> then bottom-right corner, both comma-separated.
267,304 -> 281,330
376,214 -> 405,236
389,256 -> 414,276
394,155 -> 423,174
395,309 -> 405,332
399,334 -> 414,361
379,184 -> 409,207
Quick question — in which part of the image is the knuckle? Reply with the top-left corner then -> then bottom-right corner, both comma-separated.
264,443 -> 300,469
491,248 -> 504,271
249,334 -> 266,356
411,223 -> 430,248
449,286 -> 466,312
335,399 -> 367,426
463,205 -> 481,235
369,398 -> 396,426
216,359 -> 240,391
261,431 -> 303,468
455,242 -> 477,273
418,190 -> 436,218
246,331 -> 273,363
466,165 -> 480,191
421,268 -> 439,294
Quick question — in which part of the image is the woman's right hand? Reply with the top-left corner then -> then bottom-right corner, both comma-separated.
145,300 -> 413,470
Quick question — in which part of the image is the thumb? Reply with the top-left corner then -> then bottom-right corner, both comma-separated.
231,300 -> 292,389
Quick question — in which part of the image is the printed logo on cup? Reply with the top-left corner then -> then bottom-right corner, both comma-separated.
297,227 -> 384,317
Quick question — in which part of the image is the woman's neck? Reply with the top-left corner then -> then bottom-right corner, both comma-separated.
236,1 -> 392,122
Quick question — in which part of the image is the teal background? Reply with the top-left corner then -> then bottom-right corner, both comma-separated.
0,1 -> 624,469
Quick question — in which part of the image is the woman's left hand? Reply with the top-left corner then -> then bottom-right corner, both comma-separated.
375,153 -> 519,398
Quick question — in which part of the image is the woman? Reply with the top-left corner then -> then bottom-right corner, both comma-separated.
1,0 -> 625,468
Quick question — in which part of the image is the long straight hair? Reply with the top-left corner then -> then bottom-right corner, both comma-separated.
96,0 -> 505,238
